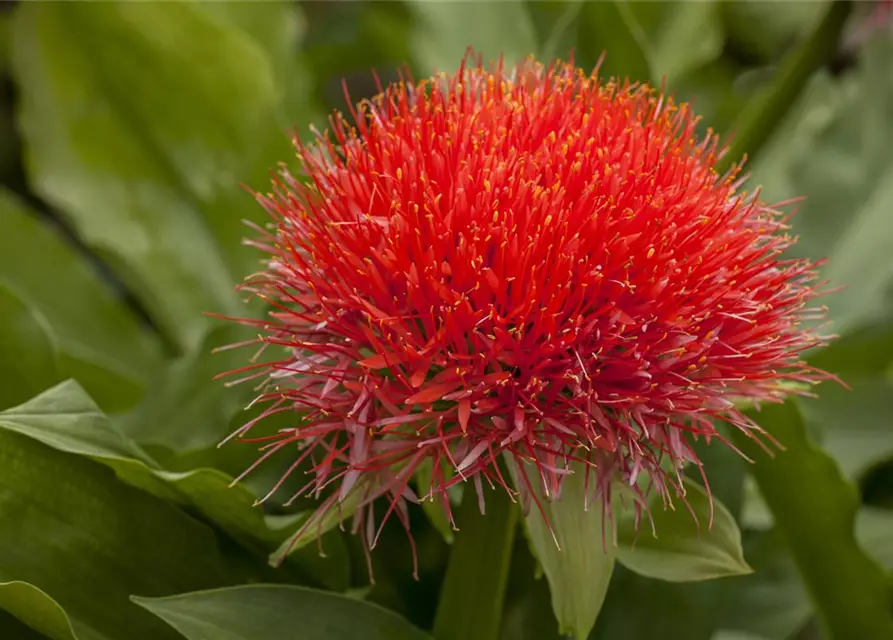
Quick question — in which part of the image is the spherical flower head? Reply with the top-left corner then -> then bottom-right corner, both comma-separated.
222,53 -> 832,565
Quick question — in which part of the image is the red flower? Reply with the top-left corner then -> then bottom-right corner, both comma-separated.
222,54 -> 831,567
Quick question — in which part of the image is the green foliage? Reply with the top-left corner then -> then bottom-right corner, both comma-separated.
133,585 -> 433,640
1,2 -> 891,640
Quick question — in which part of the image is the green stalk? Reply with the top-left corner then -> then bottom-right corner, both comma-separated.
718,0 -> 852,174
432,482 -> 518,640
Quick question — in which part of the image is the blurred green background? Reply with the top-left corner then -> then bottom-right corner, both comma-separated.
0,2 -> 891,640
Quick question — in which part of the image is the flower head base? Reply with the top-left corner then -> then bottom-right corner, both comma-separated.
222,53 -> 832,566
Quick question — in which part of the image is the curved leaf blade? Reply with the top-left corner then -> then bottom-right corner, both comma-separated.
514,460 -> 616,640
0,582 -> 84,640
0,283 -> 60,410
616,478 -> 752,582
132,585 -> 433,640
0,428 -> 234,640
11,3 -> 285,350
407,0 -> 537,73
732,401 -> 893,639
0,189 -> 162,411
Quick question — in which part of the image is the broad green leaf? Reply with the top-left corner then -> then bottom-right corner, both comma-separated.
196,1 -> 321,129
803,377 -> 893,481
133,585 -> 433,640
0,190 -> 162,412
12,3 -> 285,351
576,1 -> 651,82
0,582 -> 83,640
0,382 -> 282,551
0,428 -> 234,640
433,483 -> 518,640
526,1 -> 585,62
731,401 -> 893,639
718,529 -> 812,640
407,1 -> 538,73
0,283 -> 59,409
593,565 -> 721,640
856,507 -> 893,570
627,1 -> 724,84
749,34 -> 893,333
499,537 -> 562,640
513,460 -> 615,640
119,326 -> 251,452
616,478 -> 752,582
722,1 -> 829,62
0,380 -> 356,594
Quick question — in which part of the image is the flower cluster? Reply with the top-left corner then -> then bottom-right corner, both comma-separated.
222,54 -> 831,565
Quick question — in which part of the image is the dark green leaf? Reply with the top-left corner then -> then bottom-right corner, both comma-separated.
196,1 -> 322,129
718,529 -> 812,640
133,585 -> 433,640
856,507 -> 893,570
731,401 -> 893,639
433,482 -> 518,640
119,326 -> 250,452
0,190 -> 162,412
407,1 -> 538,73
722,1 -> 829,62
576,1 -> 651,82
513,461 -> 615,640
0,382 -> 284,551
0,382 -> 357,596
616,478 -> 752,582
0,582 -> 83,640
627,1 -> 724,84
593,565 -> 721,640
0,283 -> 59,409
12,3 -> 285,350
0,428 -> 234,640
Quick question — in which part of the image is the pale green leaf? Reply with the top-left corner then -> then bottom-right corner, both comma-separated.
616,478 -> 752,582
133,585 -> 432,640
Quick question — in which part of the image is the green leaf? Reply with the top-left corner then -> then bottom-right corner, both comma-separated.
513,460 -> 615,640
0,428 -> 234,640
433,482 -> 518,640
718,529 -> 812,640
856,507 -> 893,571
593,566 -> 722,640
576,1 -> 652,82
12,3 -> 285,351
731,401 -> 893,639
803,377 -> 893,481
132,585 -> 433,640
0,381 -> 355,594
0,582 -> 83,640
718,1 -> 851,174
616,478 -> 752,582
119,325 -> 251,452
722,0 -> 829,62
0,283 -> 60,410
0,189 -> 163,411
526,1 -> 585,62
195,1 -> 321,129
407,0 -> 538,73
0,381 -> 279,550
414,458 -> 455,544
627,1 -> 724,84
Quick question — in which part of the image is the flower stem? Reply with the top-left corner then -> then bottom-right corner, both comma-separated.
718,0 -> 852,174
432,483 -> 518,640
